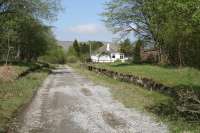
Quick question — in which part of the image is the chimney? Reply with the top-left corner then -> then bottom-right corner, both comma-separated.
106,43 -> 110,51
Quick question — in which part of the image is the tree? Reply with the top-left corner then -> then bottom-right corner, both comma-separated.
133,40 -> 142,64
119,38 -> 133,57
102,0 -> 200,68
73,39 -> 80,57
88,41 -> 104,52
0,0 -> 61,21
66,40 -> 104,62
80,43 -> 89,55
102,0 -> 154,43
0,0 -> 62,63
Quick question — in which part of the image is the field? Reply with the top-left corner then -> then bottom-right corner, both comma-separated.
70,63 -> 200,133
0,63 -> 49,132
93,63 -> 200,90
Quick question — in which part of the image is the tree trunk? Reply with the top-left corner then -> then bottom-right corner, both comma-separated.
16,45 -> 21,59
5,33 -> 10,65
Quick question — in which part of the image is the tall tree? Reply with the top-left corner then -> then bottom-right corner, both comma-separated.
133,39 -> 142,64
102,0 -> 154,43
119,38 -> 133,57
0,0 -> 62,62
73,39 -> 80,57
102,0 -> 200,68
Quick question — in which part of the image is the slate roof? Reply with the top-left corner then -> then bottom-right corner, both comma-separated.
96,44 -> 119,53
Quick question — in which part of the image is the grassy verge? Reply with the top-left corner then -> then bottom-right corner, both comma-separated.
70,63 -> 200,133
0,64 -> 50,132
93,63 -> 200,90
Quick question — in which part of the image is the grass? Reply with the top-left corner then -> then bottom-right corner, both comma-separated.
70,63 -> 200,133
0,64 -> 49,132
93,63 -> 200,90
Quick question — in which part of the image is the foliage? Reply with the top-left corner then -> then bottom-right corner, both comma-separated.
39,45 -> 67,64
0,0 -> 61,21
88,41 -> 104,52
67,56 -> 78,63
102,0 -> 200,68
133,40 -> 142,64
114,59 -> 122,64
73,39 -> 80,57
66,46 -> 79,63
119,38 -> 133,57
0,0 -> 62,63
67,40 -> 104,62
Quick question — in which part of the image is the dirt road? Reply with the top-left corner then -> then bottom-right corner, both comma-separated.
14,66 -> 168,133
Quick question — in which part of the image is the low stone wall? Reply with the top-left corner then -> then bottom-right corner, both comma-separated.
87,65 -> 176,96
85,64 -> 200,120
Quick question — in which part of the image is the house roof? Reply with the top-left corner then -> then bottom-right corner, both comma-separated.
96,44 -> 119,53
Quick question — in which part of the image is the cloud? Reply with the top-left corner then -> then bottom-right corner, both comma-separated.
68,24 -> 107,35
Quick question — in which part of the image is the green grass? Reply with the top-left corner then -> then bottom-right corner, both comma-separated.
0,65 -> 49,132
70,63 -> 200,133
93,63 -> 200,90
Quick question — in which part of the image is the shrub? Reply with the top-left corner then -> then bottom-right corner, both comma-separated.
39,46 -> 67,64
67,56 -> 78,63
114,59 -> 122,64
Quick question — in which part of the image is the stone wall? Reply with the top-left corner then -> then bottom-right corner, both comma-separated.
85,64 -> 200,120
87,65 -> 176,96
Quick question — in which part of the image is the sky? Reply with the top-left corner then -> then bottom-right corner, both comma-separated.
52,0 -> 119,42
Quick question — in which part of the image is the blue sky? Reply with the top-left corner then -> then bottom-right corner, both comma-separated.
52,0 -> 118,42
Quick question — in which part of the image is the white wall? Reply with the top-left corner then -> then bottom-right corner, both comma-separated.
111,53 -> 126,63
91,55 -> 112,63
91,53 -> 127,63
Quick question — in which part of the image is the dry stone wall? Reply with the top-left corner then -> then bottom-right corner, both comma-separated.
84,64 -> 200,120
87,65 -> 176,96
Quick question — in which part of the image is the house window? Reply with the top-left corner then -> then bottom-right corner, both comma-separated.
112,55 -> 115,58
120,54 -> 124,59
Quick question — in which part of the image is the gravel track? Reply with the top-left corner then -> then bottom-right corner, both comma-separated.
13,66 -> 168,133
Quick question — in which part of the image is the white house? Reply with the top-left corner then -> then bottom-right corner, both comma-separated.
91,43 -> 128,63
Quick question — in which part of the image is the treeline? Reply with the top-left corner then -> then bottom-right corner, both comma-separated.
67,40 -> 104,63
0,0 -> 64,64
103,0 -> 200,68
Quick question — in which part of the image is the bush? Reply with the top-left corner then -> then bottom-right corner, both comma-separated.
67,56 -> 78,63
114,59 -> 122,64
66,46 -> 80,63
39,46 -> 67,64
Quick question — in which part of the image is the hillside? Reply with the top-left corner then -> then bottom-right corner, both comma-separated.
57,41 -> 73,50
57,40 -> 114,50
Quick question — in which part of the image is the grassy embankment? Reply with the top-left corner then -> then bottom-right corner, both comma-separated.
70,63 -> 200,133
93,63 -> 200,90
0,63 -> 50,132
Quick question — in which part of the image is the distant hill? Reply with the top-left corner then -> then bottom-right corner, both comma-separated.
57,40 -> 114,50
57,41 -> 73,50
